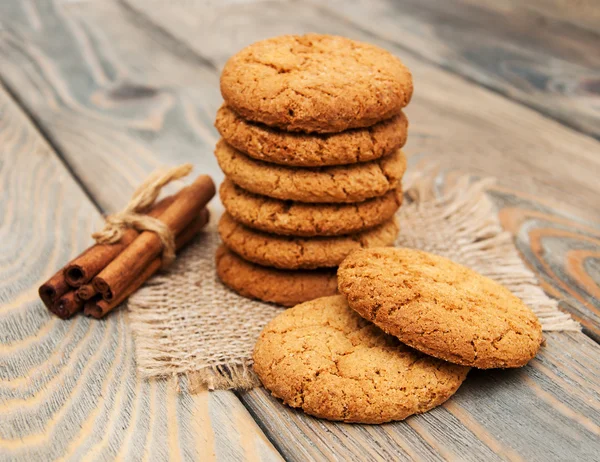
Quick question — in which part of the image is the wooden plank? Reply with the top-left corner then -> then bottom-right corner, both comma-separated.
0,0 -> 224,212
0,2 -> 281,461
487,0 -> 600,34
316,0 -> 600,139
120,0 -> 600,337
1,0 -> 599,460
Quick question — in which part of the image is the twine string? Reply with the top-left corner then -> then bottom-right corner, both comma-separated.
92,164 -> 193,267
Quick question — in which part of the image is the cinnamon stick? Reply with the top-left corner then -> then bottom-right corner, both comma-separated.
85,208 -> 209,318
51,291 -> 84,320
39,272 -> 71,312
76,284 -> 97,301
64,195 -> 177,287
93,175 -> 215,302
38,194 -> 178,313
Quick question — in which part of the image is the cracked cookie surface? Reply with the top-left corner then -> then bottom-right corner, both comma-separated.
220,34 -> 413,133
220,179 -> 403,236
215,105 -> 408,167
253,295 -> 469,423
219,213 -> 398,269
215,139 -> 406,203
338,248 -> 543,369
215,245 -> 338,307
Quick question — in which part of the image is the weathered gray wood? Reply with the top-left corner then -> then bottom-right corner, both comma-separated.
317,0 -> 600,139
0,2 -> 281,461
489,0 -> 600,34
0,0 -> 224,212
121,0 -> 600,336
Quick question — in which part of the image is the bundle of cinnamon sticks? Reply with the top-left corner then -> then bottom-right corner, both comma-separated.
39,172 -> 215,319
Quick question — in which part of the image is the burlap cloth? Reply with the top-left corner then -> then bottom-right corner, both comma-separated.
127,171 -> 579,392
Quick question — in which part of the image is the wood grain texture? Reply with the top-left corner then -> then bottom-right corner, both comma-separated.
0,0 -> 224,213
0,2 -> 281,461
491,186 -> 600,339
121,0 -> 600,336
319,0 -> 600,139
493,0 -> 600,34
0,0 -> 599,460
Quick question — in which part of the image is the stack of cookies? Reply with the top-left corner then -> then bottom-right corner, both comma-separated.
213,34 -> 413,306
253,248 -> 544,424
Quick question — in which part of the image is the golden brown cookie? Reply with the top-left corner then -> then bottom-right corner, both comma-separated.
221,34 -> 413,133
338,248 -> 543,369
220,179 -> 403,237
215,105 -> 408,167
215,245 -> 337,306
215,140 -> 406,203
219,213 -> 398,269
253,295 -> 469,423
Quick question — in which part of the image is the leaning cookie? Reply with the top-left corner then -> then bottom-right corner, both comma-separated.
215,139 -> 406,203
220,179 -> 403,237
253,295 -> 469,424
219,213 -> 398,269
221,34 -> 413,133
215,245 -> 338,306
338,248 -> 543,369
216,105 -> 408,167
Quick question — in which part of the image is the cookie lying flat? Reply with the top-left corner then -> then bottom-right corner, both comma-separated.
215,105 -> 408,167
215,140 -> 406,203
221,34 -> 413,133
253,295 -> 469,423
220,179 -> 403,237
215,245 -> 337,306
219,213 -> 398,269
338,248 -> 543,369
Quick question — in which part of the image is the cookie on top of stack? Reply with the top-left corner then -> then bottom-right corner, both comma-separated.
213,34 -> 413,306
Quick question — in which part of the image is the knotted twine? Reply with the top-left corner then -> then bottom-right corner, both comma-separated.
92,163 -> 193,268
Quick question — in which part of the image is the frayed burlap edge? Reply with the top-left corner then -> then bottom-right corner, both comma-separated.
187,364 -> 261,392
127,171 -> 579,393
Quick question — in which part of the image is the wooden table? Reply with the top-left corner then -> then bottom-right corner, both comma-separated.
1,0 -> 599,460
